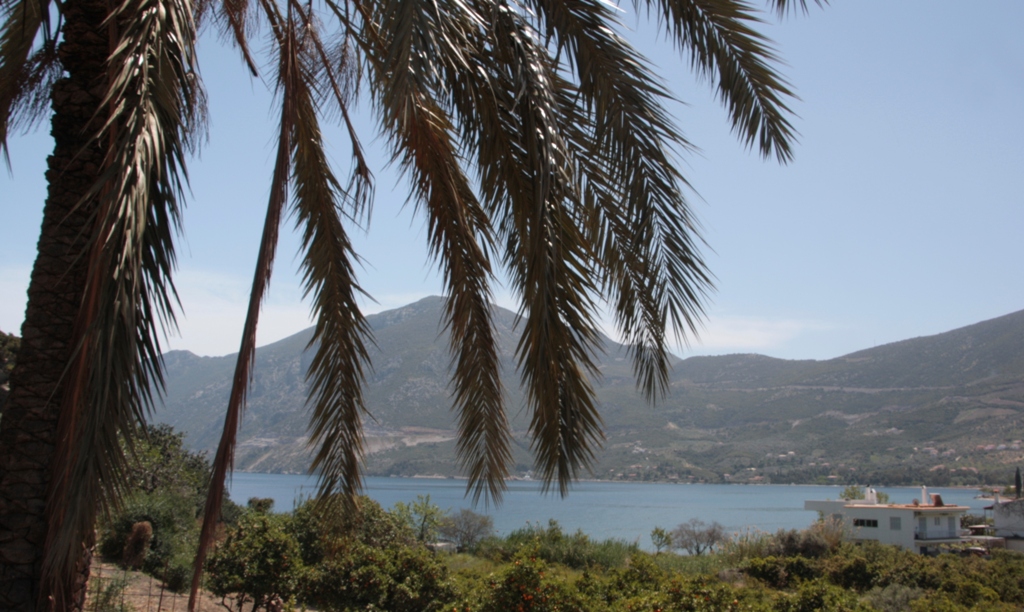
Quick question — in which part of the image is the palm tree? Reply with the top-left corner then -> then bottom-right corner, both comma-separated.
0,0 -> 817,608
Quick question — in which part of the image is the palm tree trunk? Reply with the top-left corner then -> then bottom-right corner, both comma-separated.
0,0 -> 111,607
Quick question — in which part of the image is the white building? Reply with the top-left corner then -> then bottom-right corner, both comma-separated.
989,496 -> 1024,552
805,487 -> 969,554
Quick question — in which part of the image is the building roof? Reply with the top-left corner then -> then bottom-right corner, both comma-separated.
842,502 -> 970,512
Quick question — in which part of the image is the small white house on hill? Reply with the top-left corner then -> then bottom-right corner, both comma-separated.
805,487 -> 968,554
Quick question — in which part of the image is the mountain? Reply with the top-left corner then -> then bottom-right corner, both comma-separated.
155,299 -> 1024,486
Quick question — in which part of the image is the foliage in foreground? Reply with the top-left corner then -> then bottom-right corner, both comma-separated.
191,491 -> 1024,612
98,425 -> 240,591
475,519 -> 640,571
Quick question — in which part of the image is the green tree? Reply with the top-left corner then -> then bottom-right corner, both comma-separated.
670,518 -> 726,556
304,541 -> 457,612
0,0 -> 813,608
650,527 -> 672,555
206,512 -> 304,612
393,494 -> 447,543
125,424 -> 212,501
439,508 -> 494,552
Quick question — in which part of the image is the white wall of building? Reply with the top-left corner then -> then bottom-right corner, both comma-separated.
993,499 -> 1024,538
805,498 -> 967,553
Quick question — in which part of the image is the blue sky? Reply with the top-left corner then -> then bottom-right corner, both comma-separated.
2,0 -> 1022,360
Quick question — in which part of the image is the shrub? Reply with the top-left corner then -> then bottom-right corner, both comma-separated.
289,495 -> 414,566
651,527 -> 672,554
99,491 -> 199,575
865,584 -> 927,612
206,511 -> 304,611
612,553 -> 666,598
820,551 -> 873,591
392,494 -> 446,543
767,526 -> 832,559
744,556 -> 815,589
671,519 -> 726,556
788,578 -> 872,612
663,574 -> 742,611
439,508 -> 494,552
720,528 -> 774,562
481,520 -> 639,570
475,548 -> 587,612
986,549 -> 1024,603
304,541 -> 457,612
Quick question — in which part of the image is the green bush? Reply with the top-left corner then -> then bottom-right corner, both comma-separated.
474,548 -> 589,612
766,527 -> 832,559
304,541 -> 457,612
986,549 -> 1024,603
206,511 -> 304,610
864,584 -> 927,612
160,551 -> 192,593
478,520 -> 638,571
289,495 -> 415,566
786,578 -> 871,612
744,556 -> 815,589
662,574 -> 743,611
612,553 -> 665,597
99,490 -> 199,575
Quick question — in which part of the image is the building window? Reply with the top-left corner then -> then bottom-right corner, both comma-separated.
934,517 -> 941,526
853,519 -> 878,528
890,517 -> 901,530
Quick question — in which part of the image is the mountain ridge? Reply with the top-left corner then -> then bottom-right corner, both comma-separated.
154,298 -> 1024,485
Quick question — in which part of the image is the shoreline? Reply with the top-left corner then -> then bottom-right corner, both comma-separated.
234,470 -> 986,492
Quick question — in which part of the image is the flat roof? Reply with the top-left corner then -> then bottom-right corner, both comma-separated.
806,499 -> 970,511
842,503 -> 970,511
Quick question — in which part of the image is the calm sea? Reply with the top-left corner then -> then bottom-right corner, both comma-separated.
228,474 -> 988,550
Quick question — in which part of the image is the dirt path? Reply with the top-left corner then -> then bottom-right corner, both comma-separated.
84,561 -> 229,612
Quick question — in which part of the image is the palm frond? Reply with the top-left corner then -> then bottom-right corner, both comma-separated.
39,0 -> 201,605
768,0 -> 828,18
282,2 -> 374,506
291,2 -> 372,222
188,5 -> 293,610
639,0 -> 797,162
211,0 -> 260,75
526,0 -> 712,401
0,0 -> 59,165
465,2 -> 604,496
363,0 -> 513,503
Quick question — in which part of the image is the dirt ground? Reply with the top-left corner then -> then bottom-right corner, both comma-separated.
84,561 -> 231,612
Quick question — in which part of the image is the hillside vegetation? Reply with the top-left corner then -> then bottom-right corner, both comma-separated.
154,299 -> 1024,485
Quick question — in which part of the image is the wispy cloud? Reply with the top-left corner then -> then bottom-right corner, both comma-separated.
677,315 -> 832,356
164,269 -> 312,357
595,310 -> 832,359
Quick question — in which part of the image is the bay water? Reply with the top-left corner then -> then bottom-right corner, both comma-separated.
228,474 -> 988,550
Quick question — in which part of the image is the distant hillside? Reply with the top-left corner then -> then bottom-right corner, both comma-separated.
155,300 -> 1024,486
